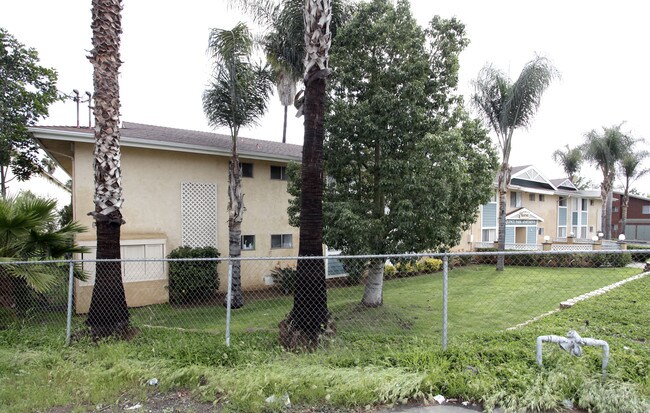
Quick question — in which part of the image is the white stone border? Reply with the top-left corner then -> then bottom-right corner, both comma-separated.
507,271 -> 649,331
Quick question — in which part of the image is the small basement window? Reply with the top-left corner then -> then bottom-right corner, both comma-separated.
271,234 -> 293,249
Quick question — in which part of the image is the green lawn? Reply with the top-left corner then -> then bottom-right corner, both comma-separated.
0,266 -> 647,412
118,265 -> 640,342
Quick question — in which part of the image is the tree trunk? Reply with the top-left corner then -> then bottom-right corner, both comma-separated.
496,163 -> 510,271
279,0 -> 332,350
0,165 -> 6,199
86,0 -> 129,338
282,105 -> 288,144
280,75 -> 330,350
226,151 -> 244,309
600,180 -> 608,238
87,216 -> 129,336
606,181 -> 613,239
362,258 -> 384,307
621,192 -> 629,238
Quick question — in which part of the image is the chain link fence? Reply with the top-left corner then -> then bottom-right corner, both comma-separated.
1,249 -> 648,347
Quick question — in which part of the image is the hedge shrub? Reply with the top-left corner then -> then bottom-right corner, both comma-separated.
271,265 -> 297,294
167,246 -> 220,305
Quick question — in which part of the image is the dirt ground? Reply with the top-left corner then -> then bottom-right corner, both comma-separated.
41,389 -> 368,413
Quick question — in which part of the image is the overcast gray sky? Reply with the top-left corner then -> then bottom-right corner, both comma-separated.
3,0 -> 649,199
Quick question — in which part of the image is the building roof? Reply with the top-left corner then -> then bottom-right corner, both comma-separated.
29,122 -> 303,162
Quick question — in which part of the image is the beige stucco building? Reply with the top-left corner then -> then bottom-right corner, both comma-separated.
30,122 -> 301,312
459,165 -> 603,251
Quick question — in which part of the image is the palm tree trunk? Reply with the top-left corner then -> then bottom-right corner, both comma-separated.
281,75 -> 329,349
496,163 -> 510,271
279,0 -> 332,350
226,151 -> 244,309
621,193 -> 629,238
282,105 -> 288,144
86,0 -> 129,337
362,258 -> 384,307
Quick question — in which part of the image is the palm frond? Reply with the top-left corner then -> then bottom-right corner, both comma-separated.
208,23 -> 254,68
0,258 -> 58,293
503,56 -> 559,130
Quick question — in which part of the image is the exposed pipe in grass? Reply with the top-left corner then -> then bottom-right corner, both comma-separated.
536,330 -> 609,374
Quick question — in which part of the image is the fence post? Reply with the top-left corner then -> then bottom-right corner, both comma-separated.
225,261 -> 233,347
65,260 -> 74,346
442,254 -> 448,351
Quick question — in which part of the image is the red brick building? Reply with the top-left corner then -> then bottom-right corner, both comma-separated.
612,192 -> 650,241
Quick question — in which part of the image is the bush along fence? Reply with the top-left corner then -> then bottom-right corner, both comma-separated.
0,249 -> 648,348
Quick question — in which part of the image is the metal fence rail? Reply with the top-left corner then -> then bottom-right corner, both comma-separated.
1,249 -> 647,349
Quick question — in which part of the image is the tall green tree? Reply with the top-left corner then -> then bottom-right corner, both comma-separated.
472,56 -> 557,270
582,124 -> 635,239
322,0 -> 497,306
0,28 -> 62,198
618,148 -> 649,237
203,23 -> 273,309
552,144 -> 583,182
85,0 -> 129,338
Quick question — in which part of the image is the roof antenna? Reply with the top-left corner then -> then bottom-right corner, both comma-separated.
71,89 -> 93,128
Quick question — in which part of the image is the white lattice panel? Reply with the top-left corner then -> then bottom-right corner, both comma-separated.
181,182 -> 217,248
551,244 -> 592,252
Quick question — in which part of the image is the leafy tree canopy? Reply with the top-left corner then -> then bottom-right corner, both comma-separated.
289,0 -> 497,254
0,28 -> 63,196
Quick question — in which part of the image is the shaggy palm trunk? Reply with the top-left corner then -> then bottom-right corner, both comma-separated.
496,163 -> 510,271
620,193 -> 629,238
86,0 -> 129,337
362,258 -> 384,307
226,146 -> 244,309
600,177 -> 613,239
280,75 -> 329,349
279,0 -> 332,350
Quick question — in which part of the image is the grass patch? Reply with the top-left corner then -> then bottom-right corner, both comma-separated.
1,266 -> 647,412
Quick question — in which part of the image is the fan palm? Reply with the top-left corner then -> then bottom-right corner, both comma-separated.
203,23 -> 274,309
583,124 -> 635,239
0,195 -> 86,315
85,0 -> 130,338
618,148 -> 649,237
552,144 -> 583,182
472,56 -> 558,270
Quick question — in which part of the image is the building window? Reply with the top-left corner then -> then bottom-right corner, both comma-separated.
590,199 -> 594,206
612,206 -> 619,212
558,227 -> 567,238
539,194 -> 545,202
510,191 -> 522,208
482,229 -> 496,242
241,235 -> 255,250
271,165 -> 287,180
538,228 -> 544,235
643,205 -> 650,214
241,162 -> 254,178
271,234 -> 293,249
529,193 -> 536,202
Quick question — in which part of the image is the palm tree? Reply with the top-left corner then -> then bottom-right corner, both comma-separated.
472,56 -> 557,271
261,1 -> 303,143
583,124 -> 635,239
0,195 -> 86,317
552,144 -> 582,182
203,23 -> 273,309
618,148 -> 649,237
85,0 -> 130,338
277,0 -> 334,350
